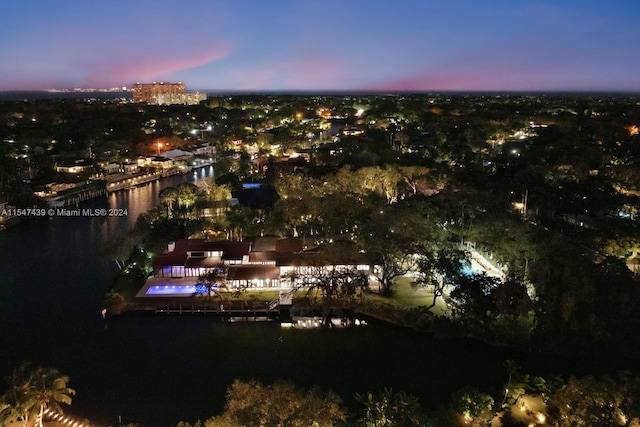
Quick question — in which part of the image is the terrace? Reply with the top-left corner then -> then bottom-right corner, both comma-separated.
138,238 -> 380,297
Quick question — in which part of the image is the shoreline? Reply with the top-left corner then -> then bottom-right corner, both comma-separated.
105,287 -> 640,368
107,287 -> 530,348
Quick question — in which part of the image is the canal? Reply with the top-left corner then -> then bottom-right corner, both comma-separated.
0,166 -> 600,426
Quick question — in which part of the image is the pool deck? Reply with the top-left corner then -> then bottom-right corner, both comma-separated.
136,276 -> 292,298
136,276 -> 201,298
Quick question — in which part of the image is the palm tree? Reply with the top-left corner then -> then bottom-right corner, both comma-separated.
159,186 -> 179,218
1,364 -> 37,427
176,183 -> 199,211
0,383 -> 32,427
30,365 -> 76,427
0,363 -> 76,427
355,388 -> 424,426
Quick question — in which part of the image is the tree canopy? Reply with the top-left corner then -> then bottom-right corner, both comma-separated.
0,363 -> 76,427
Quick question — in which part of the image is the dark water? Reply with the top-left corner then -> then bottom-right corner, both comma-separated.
0,166 -> 616,426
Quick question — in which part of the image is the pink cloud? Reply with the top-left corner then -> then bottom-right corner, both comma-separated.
359,40 -> 569,92
81,46 -> 230,87
360,48 -> 595,92
0,75 -> 66,91
361,29 -> 640,93
363,69 -> 498,92
223,55 -> 344,90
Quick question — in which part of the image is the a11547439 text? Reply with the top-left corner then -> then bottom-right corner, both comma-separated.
1,208 -> 128,217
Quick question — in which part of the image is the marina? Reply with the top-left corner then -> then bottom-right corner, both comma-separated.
42,160 -> 213,208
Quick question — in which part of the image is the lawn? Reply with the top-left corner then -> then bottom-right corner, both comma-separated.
366,276 -> 449,316
115,271 -> 449,318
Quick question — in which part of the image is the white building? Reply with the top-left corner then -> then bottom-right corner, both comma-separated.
143,238 -> 380,295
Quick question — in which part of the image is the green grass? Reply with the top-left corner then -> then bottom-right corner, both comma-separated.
391,276 -> 431,306
385,276 -> 449,316
113,271 -> 450,319
226,290 -> 280,302
112,272 -> 144,300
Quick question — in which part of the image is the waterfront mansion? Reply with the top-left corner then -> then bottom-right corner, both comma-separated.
140,237 -> 381,296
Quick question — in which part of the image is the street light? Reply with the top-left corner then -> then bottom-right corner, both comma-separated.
192,128 -> 208,139
156,142 -> 163,156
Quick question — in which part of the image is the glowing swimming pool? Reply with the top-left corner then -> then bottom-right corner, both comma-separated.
146,285 -> 199,295
145,283 -> 220,295
462,264 -> 475,276
146,285 -> 198,295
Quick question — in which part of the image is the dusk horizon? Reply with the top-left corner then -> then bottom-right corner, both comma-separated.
3,6 -> 640,420
3,88 -> 640,97
2,0 -> 639,93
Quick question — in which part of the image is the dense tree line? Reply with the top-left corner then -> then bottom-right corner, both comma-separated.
4,362 -> 640,427
174,368 -> 640,427
104,157 -> 640,356
83,92 -> 640,357
0,363 -> 75,427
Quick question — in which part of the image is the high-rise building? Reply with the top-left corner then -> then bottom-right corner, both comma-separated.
131,82 -> 206,105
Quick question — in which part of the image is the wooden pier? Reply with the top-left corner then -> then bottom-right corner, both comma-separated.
154,301 -> 281,317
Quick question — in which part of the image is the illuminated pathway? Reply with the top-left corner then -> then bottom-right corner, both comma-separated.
43,408 -> 99,427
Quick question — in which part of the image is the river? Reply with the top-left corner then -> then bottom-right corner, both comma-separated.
0,167 -> 603,426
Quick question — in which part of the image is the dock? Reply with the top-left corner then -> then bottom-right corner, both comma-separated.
106,169 -> 182,192
153,301 -> 282,317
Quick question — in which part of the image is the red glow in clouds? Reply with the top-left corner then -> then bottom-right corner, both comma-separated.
82,47 -> 230,87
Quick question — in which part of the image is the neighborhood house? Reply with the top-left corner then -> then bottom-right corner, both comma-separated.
139,237 -> 380,297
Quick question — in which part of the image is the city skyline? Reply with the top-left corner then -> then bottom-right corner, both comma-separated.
1,0 -> 640,93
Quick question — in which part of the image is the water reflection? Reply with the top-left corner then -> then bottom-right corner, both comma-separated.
96,166 -> 215,238
281,316 -> 368,329
0,165 -> 580,426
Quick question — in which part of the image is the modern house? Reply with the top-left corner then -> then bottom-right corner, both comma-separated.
149,156 -> 174,169
137,156 -> 154,167
194,143 -> 215,157
123,163 -> 139,174
55,159 -> 94,174
104,162 -> 120,174
152,240 -> 251,279
161,149 -> 194,162
194,199 -> 231,218
139,237 -> 380,297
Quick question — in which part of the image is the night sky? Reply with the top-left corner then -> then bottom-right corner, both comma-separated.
2,0 -> 639,92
